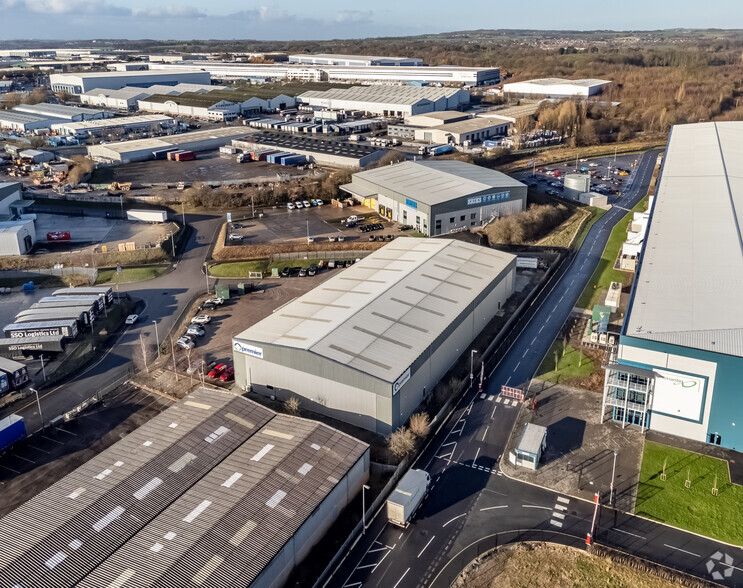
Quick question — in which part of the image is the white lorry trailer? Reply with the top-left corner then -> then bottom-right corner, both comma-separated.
386,469 -> 431,527
126,209 -> 167,223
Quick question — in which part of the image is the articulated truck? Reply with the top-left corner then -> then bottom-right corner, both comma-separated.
386,469 -> 431,527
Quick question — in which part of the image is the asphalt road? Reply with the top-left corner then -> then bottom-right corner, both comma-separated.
1,210 -> 224,432
329,149 -> 743,588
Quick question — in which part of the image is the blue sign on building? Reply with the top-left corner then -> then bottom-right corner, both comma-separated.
467,191 -> 510,206
405,198 -> 418,209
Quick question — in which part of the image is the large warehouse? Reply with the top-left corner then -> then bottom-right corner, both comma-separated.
51,114 -> 177,138
502,78 -> 611,98
299,86 -> 469,117
87,127 -> 249,163
0,387 -> 368,588
0,110 -> 66,132
13,103 -> 111,121
137,89 -> 296,120
601,122 -> 743,451
49,70 -> 211,94
233,238 -> 516,434
79,83 -> 228,110
341,160 -> 526,235
388,111 -> 512,145
289,53 -> 423,66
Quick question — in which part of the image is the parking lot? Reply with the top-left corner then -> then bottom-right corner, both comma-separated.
224,203 -> 407,247
97,150 -> 308,186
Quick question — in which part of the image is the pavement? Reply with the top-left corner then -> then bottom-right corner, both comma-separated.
327,149 -> 743,588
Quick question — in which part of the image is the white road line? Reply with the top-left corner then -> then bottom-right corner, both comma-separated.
490,404 -> 497,419
487,395 -> 494,401
374,548 -> 391,571
556,496 -> 570,504
368,547 -> 388,553
441,441 -> 456,448
663,544 -> 700,558
343,583 -> 362,588
504,376 -> 511,386
481,426 -> 489,441
443,513 -> 466,527
514,361 -> 520,370
393,568 -> 410,588
418,536 -> 435,558
531,337 -> 537,346
522,505 -> 552,511
522,350 -> 528,358
480,505 -> 508,511
357,563 -> 378,570
496,397 -> 503,403
554,504 -> 567,512
552,512 -> 565,520
550,520 -> 563,528
398,532 -> 404,540
538,325 -> 544,333
611,528 -> 646,540
479,393 -> 486,399
474,447 -> 480,463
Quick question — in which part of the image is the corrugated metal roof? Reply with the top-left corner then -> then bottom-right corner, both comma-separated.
516,423 -> 547,455
625,122 -> 743,357
0,387 -> 367,587
349,160 -> 524,206
235,238 -> 515,383
300,84 -> 463,106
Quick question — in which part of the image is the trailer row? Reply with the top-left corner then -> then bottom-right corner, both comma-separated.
237,149 -> 306,166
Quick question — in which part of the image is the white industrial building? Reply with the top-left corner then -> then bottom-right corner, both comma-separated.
299,86 -> 469,117
49,70 -> 212,94
289,53 -> 423,66
0,387 -> 369,588
388,111 -> 512,145
138,90 -> 295,120
51,115 -> 177,137
341,160 -> 526,235
233,238 -> 516,434
79,83 -> 228,110
0,218 -> 36,255
602,122 -> 743,451
0,183 -> 22,215
0,111 -> 66,132
503,78 -> 612,98
147,61 -> 500,86
13,103 -> 111,121
87,127 -> 249,163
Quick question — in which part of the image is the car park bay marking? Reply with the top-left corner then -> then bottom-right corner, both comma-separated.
663,544 -> 700,558
393,568 -> 410,588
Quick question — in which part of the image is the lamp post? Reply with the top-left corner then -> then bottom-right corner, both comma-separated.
203,262 -> 209,294
610,450 -> 618,506
152,320 -> 160,358
470,349 -> 478,383
362,484 -> 370,535
30,388 -> 44,428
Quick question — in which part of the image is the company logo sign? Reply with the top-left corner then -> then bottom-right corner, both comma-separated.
467,191 -> 510,206
233,341 -> 264,359
9,329 -> 61,338
657,373 -> 699,388
393,368 -> 411,394
405,198 -> 418,209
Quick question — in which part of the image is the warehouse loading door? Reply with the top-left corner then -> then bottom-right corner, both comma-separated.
362,198 -> 377,210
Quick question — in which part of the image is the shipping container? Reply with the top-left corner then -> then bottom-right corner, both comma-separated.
126,209 -> 167,223
32,301 -> 97,323
0,335 -> 67,357
46,231 -> 71,241
52,286 -> 114,306
152,147 -> 178,160
0,415 -> 26,452
0,357 -> 30,390
281,154 -> 306,166
257,150 -> 280,162
386,469 -> 430,527
4,320 -> 78,341
15,310 -> 88,326
174,151 -> 196,162
39,295 -> 104,312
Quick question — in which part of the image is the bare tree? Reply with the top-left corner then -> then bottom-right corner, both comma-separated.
169,335 -> 179,381
284,396 -> 301,416
388,427 -> 416,459
138,333 -> 149,373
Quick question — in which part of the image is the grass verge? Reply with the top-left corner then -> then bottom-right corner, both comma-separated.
96,266 -> 166,284
208,260 -> 268,278
572,206 -> 608,250
576,196 -> 647,309
637,440 -> 743,544
271,258 -> 326,273
536,341 -> 595,383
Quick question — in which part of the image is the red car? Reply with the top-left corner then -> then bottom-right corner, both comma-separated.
208,363 -> 227,379
220,367 -> 235,382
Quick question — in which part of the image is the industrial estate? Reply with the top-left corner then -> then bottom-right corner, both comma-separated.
0,28 -> 742,588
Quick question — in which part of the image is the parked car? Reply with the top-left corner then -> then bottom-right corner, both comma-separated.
208,364 -> 227,378
346,215 -> 360,224
298,267 -> 307,277
295,201 -> 304,209
337,259 -> 347,268
176,336 -> 195,349
201,300 -> 218,310
328,235 -> 337,242
302,200 -> 311,208
186,325 -> 205,337
328,259 -> 336,269
286,202 -> 295,210
307,236 -> 315,243
588,162 -> 599,167
228,233 -> 243,241
316,199 -> 324,206
337,234 -> 345,241
125,314 -> 138,325
191,314 -> 211,325
346,221 -> 357,228
308,263 -> 318,276
220,366 -> 235,382
204,298 -> 224,306
280,266 -> 291,278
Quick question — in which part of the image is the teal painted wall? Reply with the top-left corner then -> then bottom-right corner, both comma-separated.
618,335 -> 743,451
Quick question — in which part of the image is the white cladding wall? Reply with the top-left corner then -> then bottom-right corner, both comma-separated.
618,344 -> 717,441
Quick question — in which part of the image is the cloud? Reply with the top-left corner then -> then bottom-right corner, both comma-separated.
25,0 -> 130,15
134,5 -> 206,18
333,10 -> 373,24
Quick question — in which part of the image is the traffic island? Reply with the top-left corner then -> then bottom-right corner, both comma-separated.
500,380 -> 644,511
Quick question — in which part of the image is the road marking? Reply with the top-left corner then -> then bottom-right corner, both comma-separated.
14,455 -> 35,464
442,513 -> 466,527
441,441 -> 456,448
490,405 -> 497,419
479,393 -> 486,399
343,583 -> 362,588
663,544 -> 700,558
418,535 -> 435,558
554,504 -> 567,512
399,532 -> 404,540
550,520 -> 563,528
538,325 -> 544,333
530,337 -> 537,346
611,528 -> 646,540
393,568 -> 410,588
41,435 -> 64,445
28,444 -> 51,454
514,361 -> 520,370
522,505 -> 552,511
556,496 -> 570,504
496,397 -> 503,403
504,376 -> 511,386
552,512 -> 565,520
522,350 -> 528,358
374,548 -> 391,571
474,448 -> 480,463
356,563 -> 378,570
480,506 -> 507,511
368,547 -> 388,553
0,464 -> 20,474
487,395 -> 494,401
481,426 -> 489,441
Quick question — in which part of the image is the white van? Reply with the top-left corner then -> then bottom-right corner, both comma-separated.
346,215 -> 360,224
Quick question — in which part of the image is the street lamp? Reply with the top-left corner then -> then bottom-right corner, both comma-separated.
30,388 -> 44,428
362,484 -> 370,535
470,349 -> 478,382
203,262 -> 210,295
152,320 -> 160,358
610,450 -> 618,506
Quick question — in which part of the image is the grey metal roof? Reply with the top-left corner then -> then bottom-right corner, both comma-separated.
14,103 -> 106,118
625,122 -> 743,357
4,319 -> 77,330
300,85 -> 463,107
516,423 -> 547,455
348,160 -> 525,206
505,77 -> 611,88
234,238 -> 515,383
0,387 -> 367,587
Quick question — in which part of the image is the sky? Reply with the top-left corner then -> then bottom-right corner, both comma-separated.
0,0 -> 742,41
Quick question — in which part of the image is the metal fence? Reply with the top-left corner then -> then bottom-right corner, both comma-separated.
270,250 -> 373,262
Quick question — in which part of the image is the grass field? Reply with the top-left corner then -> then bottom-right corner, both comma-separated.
536,341 -> 595,383
96,266 -> 166,284
576,196 -> 647,309
208,260 -> 268,278
637,441 -> 743,544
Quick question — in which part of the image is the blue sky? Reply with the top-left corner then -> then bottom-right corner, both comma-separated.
0,0 -> 741,40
